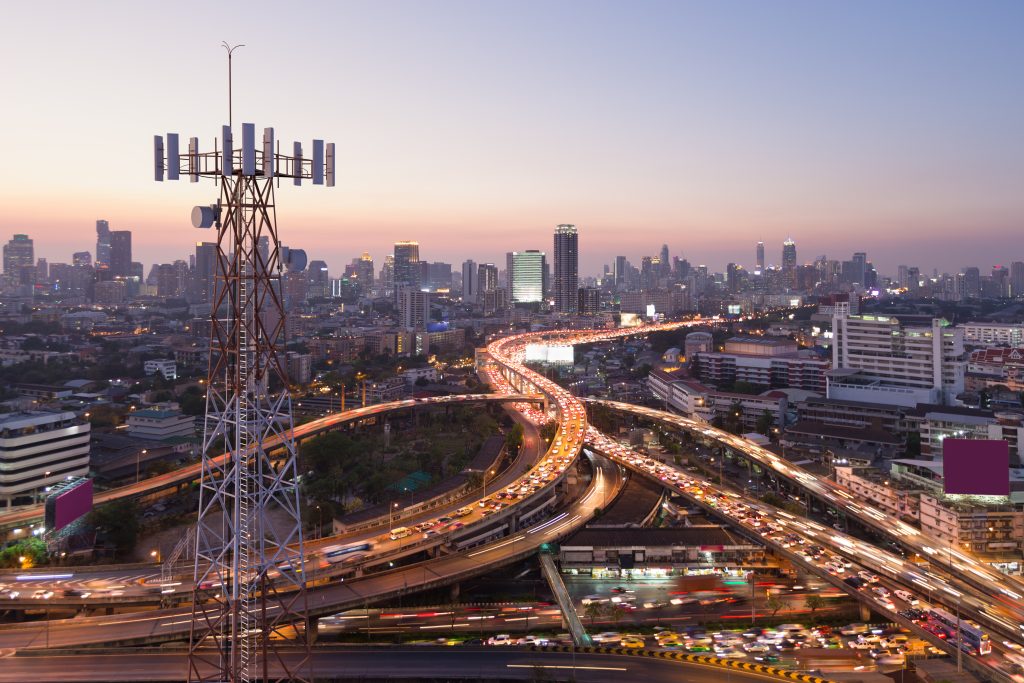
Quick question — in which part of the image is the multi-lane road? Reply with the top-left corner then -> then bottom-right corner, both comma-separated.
0,647 -> 780,683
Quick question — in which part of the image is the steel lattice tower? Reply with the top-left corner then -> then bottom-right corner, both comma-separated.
154,62 -> 335,681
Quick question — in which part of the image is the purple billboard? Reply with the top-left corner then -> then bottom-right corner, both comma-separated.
943,439 -> 1009,496
44,478 -> 93,532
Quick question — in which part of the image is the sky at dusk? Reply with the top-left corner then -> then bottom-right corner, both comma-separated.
1,0 -> 1022,277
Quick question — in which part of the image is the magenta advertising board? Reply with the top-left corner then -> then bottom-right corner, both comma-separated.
44,478 -> 94,531
943,439 -> 1009,496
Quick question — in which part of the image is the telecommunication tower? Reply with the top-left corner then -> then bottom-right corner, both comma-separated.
153,46 -> 336,683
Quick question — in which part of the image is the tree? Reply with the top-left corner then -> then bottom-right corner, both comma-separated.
0,538 -> 48,568
766,596 -> 785,617
88,499 -> 141,558
756,409 -> 774,436
805,595 -> 826,614
608,603 -> 626,626
584,601 -> 606,626
505,422 -> 524,453
539,421 -> 559,445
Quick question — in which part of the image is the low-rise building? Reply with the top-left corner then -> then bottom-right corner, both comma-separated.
692,336 -> 829,393
647,369 -> 787,430
364,377 -> 406,405
126,404 -> 195,441
143,358 -> 177,380
0,411 -> 90,509
959,321 -> 1024,348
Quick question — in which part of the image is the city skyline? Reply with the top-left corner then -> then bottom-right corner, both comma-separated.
2,1 -> 1023,275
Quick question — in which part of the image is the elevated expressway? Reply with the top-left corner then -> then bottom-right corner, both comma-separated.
0,393 -> 545,536
591,400 -> 1024,637
583,426 -> 1024,683
0,325 -> 709,648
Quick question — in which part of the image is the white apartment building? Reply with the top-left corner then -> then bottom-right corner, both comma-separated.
0,411 -> 90,508
143,358 -> 177,380
958,322 -> 1024,348
829,306 -> 965,407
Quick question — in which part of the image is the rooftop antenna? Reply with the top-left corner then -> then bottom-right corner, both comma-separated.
154,43 -> 336,683
222,42 -> 244,130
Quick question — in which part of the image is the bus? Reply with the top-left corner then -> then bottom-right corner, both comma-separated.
389,527 -> 412,541
322,542 -> 372,564
927,607 -> 991,655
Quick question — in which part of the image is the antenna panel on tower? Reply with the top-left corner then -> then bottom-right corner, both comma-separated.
293,141 -> 302,186
189,137 -> 199,182
167,133 -> 180,180
242,123 -> 256,176
262,127 -> 275,177
222,125 -> 233,177
312,140 -> 324,185
153,135 -> 164,182
326,143 -> 336,187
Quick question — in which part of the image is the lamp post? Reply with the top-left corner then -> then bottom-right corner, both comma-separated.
150,549 -> 161,563
389,502 -> 399,535
136,449 -> 148,484
315,505 -> 322,540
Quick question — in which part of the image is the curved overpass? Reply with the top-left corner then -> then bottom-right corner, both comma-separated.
0,393 -> 544,533
590,399 -> 1024,629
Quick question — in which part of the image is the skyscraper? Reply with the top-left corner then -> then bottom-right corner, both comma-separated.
782,238 -> 797,270
2,234 -> 34,288
109,230 -> 132,277
354,252 -> 375,294
553,224 -> 579,314
1011,262 -> 1024,298
193,242 -> 217,303
507,250 -> 546,303
393,241 -> 420,302
72,251 -> 92,267
756,241 -> 765,271
398,287 -> 429,330
659,244 -> 670,277
95,219 -> 111,268
462,259 -> 477,302
614,255 -> 627,289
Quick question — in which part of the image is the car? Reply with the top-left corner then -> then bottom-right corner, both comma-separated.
581,594 -> 606,605
754,654 -> 780,663
487,634 -> 518,646
893,590 -> 918,606
31,590 -> 53,599
620,636 -> 646,648
592,632 -> 622,644
643,601 -> 666,609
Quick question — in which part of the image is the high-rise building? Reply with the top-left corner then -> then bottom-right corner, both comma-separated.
830,305 -> 966,407
782,238 -> 796,270
193,242 -> 217,304
577,287 -> 601,315
614,256 -> 627,289
1011,262 -> 1024,298
478,263 -> 498,298
95,219 -> 111,268
962,267 -> 981,299
380,255 -> 394,294
398,287 -> 429,330
756,241 -> 765,271
393,241 -> 420,302
553,224 -> 578,314
2,234 -> 33,288
659,244 -> 670,278
353,252 -> 374,294
109,230 -> 132,277
307,260 -> 330,299
72,251 -> 92,267
507,250 -> 546,304
462,260 -> 477,302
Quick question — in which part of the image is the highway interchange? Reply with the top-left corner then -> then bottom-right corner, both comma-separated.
2,318 -> 1023,682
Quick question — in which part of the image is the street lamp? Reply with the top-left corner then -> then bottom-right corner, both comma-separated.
136,449 -> 148,484
150,549 -> 161,563
389,502 -> 399,534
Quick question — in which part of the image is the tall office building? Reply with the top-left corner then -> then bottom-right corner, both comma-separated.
507,250 -> 546,304
962,267 -> 981,299
2,234 -> 34,288
109,230 -> 132,277
1011,262 -> 1024,298
782,238 -> 796,270
354,252 -> 375,294
95,219 -> 111,268
614,256 -> 627,289
193,242 -> 217,303
478,263 -> 498,297
756,241 -> 765,271
393,241 -> 420,302
72,251 -> 92,267
553,224 -> 579,314
659,244 -> 670,278
398,287 -> 429,330
462,260 -> 478,302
